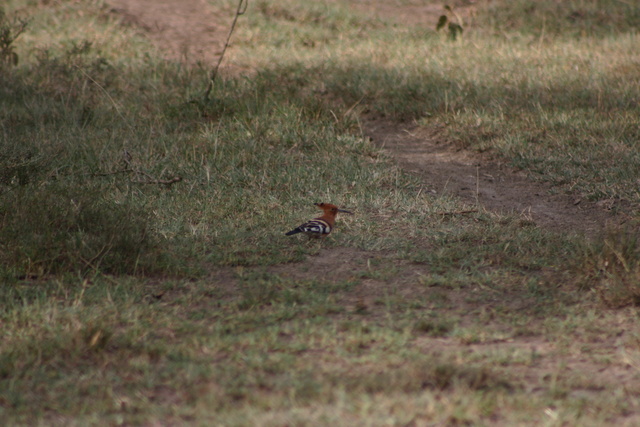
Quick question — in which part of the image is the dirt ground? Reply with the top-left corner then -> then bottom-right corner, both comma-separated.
365,119 -> 626,235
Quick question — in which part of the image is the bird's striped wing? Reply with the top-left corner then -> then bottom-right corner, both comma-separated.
300,219 -> 331,235
286,218 -> 331,237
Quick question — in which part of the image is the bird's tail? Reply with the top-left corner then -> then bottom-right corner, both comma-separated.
285,228 -> 302,236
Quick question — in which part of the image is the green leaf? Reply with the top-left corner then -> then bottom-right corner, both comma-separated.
436,15 -> 448,31
448,22 -> 463,40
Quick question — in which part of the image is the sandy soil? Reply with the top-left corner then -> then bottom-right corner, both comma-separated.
107,0 -> 227,64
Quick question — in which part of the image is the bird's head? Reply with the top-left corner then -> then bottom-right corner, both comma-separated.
315,202 -> 353,216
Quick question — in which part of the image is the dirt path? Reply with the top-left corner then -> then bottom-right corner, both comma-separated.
106,0 -> 621,236
107,0 -> 227,64
365,120 -> 622,235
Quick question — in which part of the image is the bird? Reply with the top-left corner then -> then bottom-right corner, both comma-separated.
285,203 -> 352,239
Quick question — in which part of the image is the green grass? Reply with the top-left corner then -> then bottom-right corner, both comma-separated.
2,0 -> 640,424
231,4 -> 640,201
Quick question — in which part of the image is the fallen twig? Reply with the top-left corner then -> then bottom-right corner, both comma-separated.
438,209 -> 478,216
89,168 -> 131,177
134,176 -> 183,187
88,150 -> 182,187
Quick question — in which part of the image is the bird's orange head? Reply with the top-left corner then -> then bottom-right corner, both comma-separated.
314,203 -> 352,220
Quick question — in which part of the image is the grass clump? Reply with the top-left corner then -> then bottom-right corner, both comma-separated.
578,227 -> 640,308
0,183 -> 158,276
412,315 -> 455,338
476,0 -> 640,38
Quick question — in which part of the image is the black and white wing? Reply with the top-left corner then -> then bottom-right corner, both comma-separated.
285,218 -> 331,237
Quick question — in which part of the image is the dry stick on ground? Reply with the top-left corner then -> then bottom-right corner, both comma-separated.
122,150 -> 182,187
74,65 -> 134,133
89,150 -> 182,188
439,210 -> 478,216
71,66 -> 183,186
203,0 -> 248,101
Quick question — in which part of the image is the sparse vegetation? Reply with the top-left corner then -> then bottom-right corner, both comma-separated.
0,8 -> 28,65
1,0 -> 640,425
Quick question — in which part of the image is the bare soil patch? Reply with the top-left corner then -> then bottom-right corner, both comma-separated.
365,119 -> 624,235
107,0 -> 227,64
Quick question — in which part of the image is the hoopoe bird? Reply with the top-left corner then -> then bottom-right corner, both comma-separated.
285,203 -> 352,239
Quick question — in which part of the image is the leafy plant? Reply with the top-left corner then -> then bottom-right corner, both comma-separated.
436,5 -> 464,40
0,9 -> 28,66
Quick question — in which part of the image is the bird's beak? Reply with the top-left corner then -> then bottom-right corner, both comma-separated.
338,208 -> 353,214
